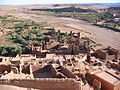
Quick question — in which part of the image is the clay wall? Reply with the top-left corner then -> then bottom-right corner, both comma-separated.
0,79 -> 81,90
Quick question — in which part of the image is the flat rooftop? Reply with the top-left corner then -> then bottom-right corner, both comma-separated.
94,71 -> 120,85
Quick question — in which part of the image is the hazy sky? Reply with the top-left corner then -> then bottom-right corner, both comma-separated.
0,0 -> 120,5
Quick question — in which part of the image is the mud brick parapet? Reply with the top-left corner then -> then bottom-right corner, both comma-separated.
0,79 -> 81,90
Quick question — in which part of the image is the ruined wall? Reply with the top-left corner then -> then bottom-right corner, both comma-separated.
0,79 -> 81,90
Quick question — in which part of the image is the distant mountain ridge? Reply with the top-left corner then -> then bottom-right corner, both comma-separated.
26,3 -> 120,9
31,6 -> 96,13
79,3 -> 120,9
1,3 -> 120,10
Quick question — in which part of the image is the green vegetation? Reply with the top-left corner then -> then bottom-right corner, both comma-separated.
76,12 -> 113,23
0,45 -> 22,56
8,33 -> 28,46
78,13 -> 98,23
0,16 -> 6,20
5,18 -> 51,54
0,15 -> 49,56
98,12 -> 113,20
51,11 -> 120,31
7,20 -> 68,55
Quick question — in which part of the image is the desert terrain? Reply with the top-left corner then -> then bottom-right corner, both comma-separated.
10,10 -> 120,50
0,5 -> 120,90
0,6 -> 120,50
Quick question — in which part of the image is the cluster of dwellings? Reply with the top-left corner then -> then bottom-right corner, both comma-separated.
0,31 -> 119,90
95,7 -> 120,14
108,7 -> 120,17
94,7 -> 120,26
95,7 -> 120,18
29,31 -> 90,57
